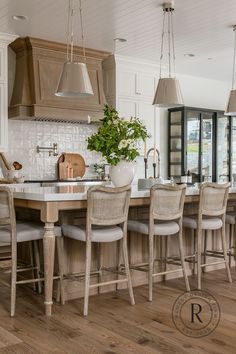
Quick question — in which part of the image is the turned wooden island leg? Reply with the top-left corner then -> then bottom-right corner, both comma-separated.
43,222 -> 56,316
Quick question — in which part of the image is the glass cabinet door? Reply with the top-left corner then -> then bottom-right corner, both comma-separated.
169,110 -> 182,179
231,117 -> 236,181
217,116 -> 230,182
201,113 -> 214,181
186,111 -> 200,182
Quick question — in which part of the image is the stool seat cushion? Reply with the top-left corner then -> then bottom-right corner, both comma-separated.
127,219 -> 179,236
183,216 -> 223,230
62,224 -> 123,243
226,214 -> 236,225
0,222 -> 62,243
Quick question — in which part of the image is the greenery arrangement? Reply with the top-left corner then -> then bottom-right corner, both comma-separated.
87,105 -> 149,166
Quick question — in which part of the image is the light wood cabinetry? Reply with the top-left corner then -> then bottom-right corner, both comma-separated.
9,37 -> 109,122
102,55 -> 159,156
0,33 -> 18,152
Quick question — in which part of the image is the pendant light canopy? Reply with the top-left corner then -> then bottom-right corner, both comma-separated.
153,1 -> 184,107
225,25 -> 236,115
55,0 -> 93,97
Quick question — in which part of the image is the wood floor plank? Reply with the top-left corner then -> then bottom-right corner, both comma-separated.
0,269 -> 236,353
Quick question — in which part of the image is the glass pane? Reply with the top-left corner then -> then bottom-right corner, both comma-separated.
186,111 -> 200,182
202,114 -> 213,181
217,116 -> 229,182
232,117 -> 236,181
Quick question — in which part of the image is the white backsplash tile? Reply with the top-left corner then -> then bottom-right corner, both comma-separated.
6,120 -> 147,181
7,120 -> 101,180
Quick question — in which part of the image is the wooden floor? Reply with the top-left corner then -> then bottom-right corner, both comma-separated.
0,269 -> 236,354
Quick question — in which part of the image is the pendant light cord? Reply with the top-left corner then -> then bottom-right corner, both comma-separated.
171,11 -> 176,78
159,5 -> 176,79
232,27 -> 236,90
79,0 -> 86,61
66,0 -> 75,62
168,10 -> 171,78
159,11 -> 166,78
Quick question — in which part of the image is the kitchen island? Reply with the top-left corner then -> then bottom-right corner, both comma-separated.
8,183 -> 236,316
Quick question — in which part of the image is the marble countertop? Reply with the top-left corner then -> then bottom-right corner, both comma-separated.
3,182 -> 236,202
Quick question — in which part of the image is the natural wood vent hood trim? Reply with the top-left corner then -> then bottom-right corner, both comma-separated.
9,37 -> 110,123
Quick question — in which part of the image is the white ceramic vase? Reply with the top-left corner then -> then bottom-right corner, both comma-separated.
110,160 -> 136,187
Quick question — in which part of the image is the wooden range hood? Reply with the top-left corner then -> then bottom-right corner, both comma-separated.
9,37 -> 110,123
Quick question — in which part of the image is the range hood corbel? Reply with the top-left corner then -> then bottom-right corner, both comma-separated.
8,37 -> 109,123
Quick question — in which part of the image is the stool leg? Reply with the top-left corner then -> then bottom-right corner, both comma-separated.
84,240 -> 92,316
11,241 -> 17,317
197,229 -> 202,290
122,231 -> 135,306
163,236 -> 168,281
193,230 -> 197,275
221,225 -> 232,283
178,226 -> 190,292
229,226 -> 233,269
29,241 -> 36,292
33,240 -> 42,294
202,231 -> 208,273
148,232 -> 154,302
97,243 -> 103,294
56,237 -> 65,305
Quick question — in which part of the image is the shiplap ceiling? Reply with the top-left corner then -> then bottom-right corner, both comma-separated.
1,0 -> 236,82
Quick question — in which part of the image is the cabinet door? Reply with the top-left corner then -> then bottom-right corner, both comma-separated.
217,116 -> 230,182
231,117 -> 236,180
138,102 -> 157,153
186,110 -> 201,182
118,70 -> 137,97
169,110 -> 183,179
136,72 -> 156,100
0,83 -> 7,151
117,98 -> 137,119
201,113 -> 214,181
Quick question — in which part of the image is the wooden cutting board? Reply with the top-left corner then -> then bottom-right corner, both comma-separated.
58,153 -> 86,179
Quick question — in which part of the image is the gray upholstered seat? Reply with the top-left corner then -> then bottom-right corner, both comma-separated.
127,184 -> 190,301
59,185 -> 135,316
127,219 -> 179,236
183,216 -> 223,230
183,182 -> 231,290
226,214 -> 236,225
62,224 -> 123,242
0,222 -> 61,243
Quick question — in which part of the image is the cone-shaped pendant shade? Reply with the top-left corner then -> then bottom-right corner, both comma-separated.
55,62 -> 93,97
225,89 -> 236,115
152,78 -> 184,107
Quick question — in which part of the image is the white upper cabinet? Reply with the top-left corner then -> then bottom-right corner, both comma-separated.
0,33 -> 18,152
102,55 -> 160,157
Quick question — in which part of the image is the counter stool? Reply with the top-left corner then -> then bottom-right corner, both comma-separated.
61,185 -> 135,316
0,186 -> 61,316
225,213 -> 236,268
183,182 -> 231,289
127,184 -> 189,302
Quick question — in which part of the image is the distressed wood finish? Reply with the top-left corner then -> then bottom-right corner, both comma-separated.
13,191 -> 236,311
9,37 -> 109,122
0,269 -> 236,353
60,185 -> 135,316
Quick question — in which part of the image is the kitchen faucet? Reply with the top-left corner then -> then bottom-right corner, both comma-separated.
144,147 -> 160,179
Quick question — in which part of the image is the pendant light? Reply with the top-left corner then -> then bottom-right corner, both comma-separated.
225,25 -> 236,115
55,0 -> 93,97
153,1 -> 184,107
